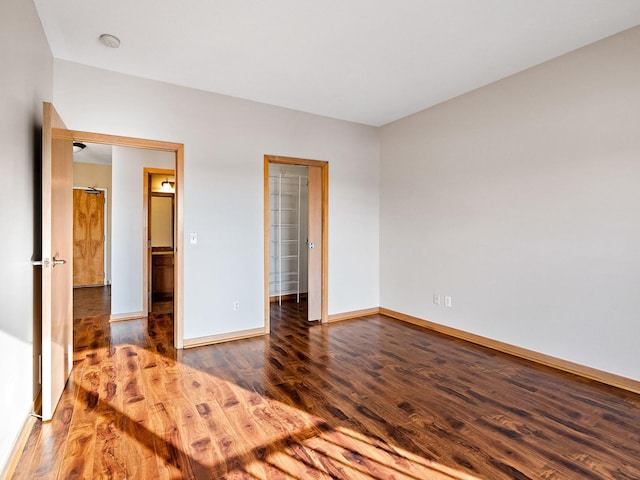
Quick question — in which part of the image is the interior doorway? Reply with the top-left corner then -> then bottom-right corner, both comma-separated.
39,102 -> 184,421
72,187 -> 107,287
69,132 -> 184,349
145,169 -> 176,316
264,155 -> 328,331
268,164 -> 309,305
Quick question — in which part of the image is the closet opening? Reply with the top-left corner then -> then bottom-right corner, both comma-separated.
264,155 -> 328,331
269,165 -> 309,305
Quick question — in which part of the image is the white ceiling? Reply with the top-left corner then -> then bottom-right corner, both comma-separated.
35,0 -> 640,126
73,143 -> 112,165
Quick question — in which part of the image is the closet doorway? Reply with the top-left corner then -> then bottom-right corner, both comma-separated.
264,155 -> 328,331
145,169 -> 176,314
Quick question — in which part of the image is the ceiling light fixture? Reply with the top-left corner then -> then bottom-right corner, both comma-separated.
99,33 -> 121,49
73,142 -> 86,153
161,179 -> 175,192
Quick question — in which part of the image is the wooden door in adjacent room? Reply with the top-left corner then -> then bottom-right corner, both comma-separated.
73,188 -> 105,286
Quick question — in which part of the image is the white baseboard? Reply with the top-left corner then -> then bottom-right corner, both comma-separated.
1,412 -> 37,479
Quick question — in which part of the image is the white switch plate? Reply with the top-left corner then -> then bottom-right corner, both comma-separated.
189,232 -> 198,245
433,294 -> 440,305
445,296 -> 452,308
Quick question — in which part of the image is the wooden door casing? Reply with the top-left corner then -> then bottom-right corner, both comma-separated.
73,189 -> 105,286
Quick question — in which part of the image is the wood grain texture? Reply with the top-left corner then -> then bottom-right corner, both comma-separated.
152,253 -> 174,298
174,144 -> 185,349
73,189 -> 105,286
381,307 -> 640,396
13,295 -> 640,479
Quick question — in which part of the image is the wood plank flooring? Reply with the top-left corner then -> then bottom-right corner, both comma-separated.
12,297 -> 640,479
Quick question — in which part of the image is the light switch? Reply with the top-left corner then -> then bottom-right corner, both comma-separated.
190,232 -> 198,245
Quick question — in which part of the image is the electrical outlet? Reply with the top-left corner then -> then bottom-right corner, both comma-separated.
433,293 -> 441,305
444,296 -> 452,308
233,300 -> 240,311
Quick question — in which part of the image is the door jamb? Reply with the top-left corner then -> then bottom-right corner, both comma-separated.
264,155 -> 328,333
57,128 -> 185,349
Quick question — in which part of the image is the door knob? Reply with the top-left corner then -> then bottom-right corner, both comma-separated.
52,256 -> 66,267
32,257 -> 66,267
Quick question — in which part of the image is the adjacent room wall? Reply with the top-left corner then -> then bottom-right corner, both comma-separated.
380,26 -> 640,381
111,147 -> 174,316
0,0 -> 52,470
151,197 -> 174,248
73,161 -> 112,282
53,61 -> 380,340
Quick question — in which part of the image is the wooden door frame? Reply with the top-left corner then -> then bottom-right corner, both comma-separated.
144,168 -> 175,314
72,186 -> 108,286
56,129 -> 185,349
264,155 -> 328,332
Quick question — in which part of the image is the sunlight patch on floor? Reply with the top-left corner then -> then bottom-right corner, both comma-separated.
72,338 -> 480,479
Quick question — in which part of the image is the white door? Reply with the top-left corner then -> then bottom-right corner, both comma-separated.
307,165 -> 322,321
40,102 -> 73,421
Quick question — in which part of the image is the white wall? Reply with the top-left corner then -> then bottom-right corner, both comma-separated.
380,26 -> 640,381
53,61 -> 380,339
111,147 -> 174,315
0,0 -> 52,470
151,196 -> 174,248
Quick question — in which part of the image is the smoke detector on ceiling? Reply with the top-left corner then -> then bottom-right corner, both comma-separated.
99,34 -> 120,49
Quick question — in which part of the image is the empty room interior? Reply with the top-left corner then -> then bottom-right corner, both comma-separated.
2,1 -> 640,478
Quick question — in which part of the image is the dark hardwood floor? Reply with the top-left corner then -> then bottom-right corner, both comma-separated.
12,297 -> 640,479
